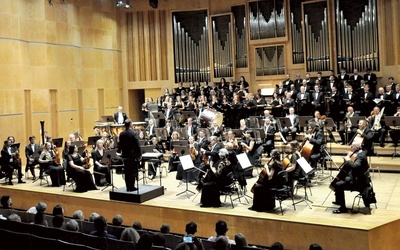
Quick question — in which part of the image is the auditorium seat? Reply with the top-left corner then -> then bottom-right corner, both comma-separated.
1,229 -> 31,250
31,234 -> 58,250
57,240 -> 87,250
106,237 -> 136,250
81,233 -> 108,250
163,233 -> 182,249
106,224 -> 125,239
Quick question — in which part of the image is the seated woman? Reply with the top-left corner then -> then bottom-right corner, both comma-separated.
240,130 -> 258,177
38,142 -> 66,187
62,140 -> 71,162
176,136 -> 201,182
249,149 -> 282,212
91,139 -> 111,186
67,145 -> 97,192
168,131 -> 180,172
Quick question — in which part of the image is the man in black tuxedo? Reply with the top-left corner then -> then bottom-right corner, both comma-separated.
164,103 -> 175,121
117,119 -> 142,191
113,106 -> 128,124
294,74 -> 302,90
263,118 -> 275,157
297,86 -> 311,116
305,122 -> 325,170
359,84 -> 375,117
311,85 -> 325,114
275,82 -> 285,97
327,86 -> 341,128
363,68 -> 377,96
342,85 -> 359,110
185,118 -> 198,139
282,74 -> 293,91
338,67 -> 350,84
350,68 -> 362,92
1,140 -> 24,185
25,136 -> 40,180
325,75 -> 340,94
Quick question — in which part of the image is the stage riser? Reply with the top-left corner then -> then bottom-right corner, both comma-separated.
1,187 -> 398,250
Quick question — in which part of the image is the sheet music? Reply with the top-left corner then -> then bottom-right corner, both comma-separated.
142,152 -> 163,159
296,157 -> 313,175
236,153 -> 252,170
179,154 -> 195,171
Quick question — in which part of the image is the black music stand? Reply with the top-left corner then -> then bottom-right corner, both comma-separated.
385,116 -> 400,158
101,149 -> 120,192
71,141 -> 83,147
278,117 -> 292,129
299,116 -> 313,133
181,111 -> 196,120
152,112 -> 165,120
233,153 -> 252,202
171,140 -> 189,148
293,157 -> 314,209
230,129 -> 244,138
176,155 -> 196,198
101,115 -> 114,123
88,136 -> 102,146
52,138 -> 63,148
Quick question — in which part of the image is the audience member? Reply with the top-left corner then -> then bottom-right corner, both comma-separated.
0,195 -> 12,208
183,221 -> 204,250
153,232 -> 166,247
65,219 -> 80,232
271,242 -> 284,250
34,210 -> 48,227
215,236 -> 229,250
174,243 -> 191,250
133,221 -> 143,230
160,223 -> 171,234
112,214 -> 123,226
7,213 -> 21,222
52,214 -> 64,228
309,243 -> 323,250
72,210 -> 84,221
207,220 -> 235,245
137,233 -> 153,250
88,212 -> 100,222
52,204 -> 64,216
120,227 -> 140,243
27,201 -> 47,214
90,216 -> 116,239
234,233 -> 248,248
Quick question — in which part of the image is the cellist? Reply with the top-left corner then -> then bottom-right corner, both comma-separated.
331,142 -> 370,214
249,149 -> 282,212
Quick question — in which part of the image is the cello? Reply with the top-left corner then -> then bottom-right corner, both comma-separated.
329,150 -> 358,191
251,157 -> 273,193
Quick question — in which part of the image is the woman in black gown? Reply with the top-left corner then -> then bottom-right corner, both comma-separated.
67,145 -> 97,192
91,139 -> 111,186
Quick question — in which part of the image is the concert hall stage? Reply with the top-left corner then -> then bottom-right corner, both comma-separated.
0,170 -> 399,249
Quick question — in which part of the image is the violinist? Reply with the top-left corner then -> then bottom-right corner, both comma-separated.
249,149 -> 282,212
91,139 -> 111,186
148,137 -> 164,180
331,142 -> 370,214
101,131 -> 112,150
67,145 -> 97,192
25,136 -> 40,180
367,106 -> 386,148
224,130 -> 239,153
38,142 -> 66,187
176,136 -> 200,183
1,139 -> 24,185
304,122 -> 325,170
285,140 -> 302,188
62,140 -> 71,162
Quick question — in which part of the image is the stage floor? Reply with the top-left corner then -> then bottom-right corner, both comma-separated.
1,167 -> 400,249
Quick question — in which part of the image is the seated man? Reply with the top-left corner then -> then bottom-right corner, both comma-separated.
338,106 -> 357,145
1,140 -> 25,185
304,122 -> 325,170
331,142 -> 370,213
282,107 -> 299,142
263,117 -> 276,157
207,220 -> 236,245
90,216 -> 116,238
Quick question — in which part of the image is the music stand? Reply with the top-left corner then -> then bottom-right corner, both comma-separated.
293,157 -> 314,208
181,111 -> 196,120
174,146 -> 191,157
101,115 -> 114,123
52,138 -> 64,148
176,154 -> 196,198
278,117 -> 292,128
235,153 -> 253,201
101,149 -> 120,192
171,140 -> 189,148
385,116 -> 400,158
152,112 -> 165,120
71,141 -> 83,147
299,116 -> 313,133
88,136 -> 102,146
230,129 -> 244,138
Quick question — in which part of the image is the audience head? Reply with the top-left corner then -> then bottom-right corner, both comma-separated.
215,236 -> 229,250
133,221 -> 143,230
88,212 -> 100,222
215,220 -> 228,236
7,213 -> 21,222
93,216 -> 107,233
271,242 -> 284,250
160,223 -> 170,234
153,232 -> 166,247
112,214 -> 123,226
234,233 -> 248,247
137,233 -> 153,250
120,227 -> 140,243
309,243 -> 323,250
0,195 -> 12,208
65,219 -> 80,232
52,204 -> 64,216
185,221 -> 197,235
174,243 -> 191,250
124,118 -> 132,128
52,215 -> 64,228
72,210 -> 84,221
36,202 -> 47,213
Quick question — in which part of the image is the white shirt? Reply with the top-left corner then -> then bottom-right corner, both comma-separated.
117,112 -> 124,124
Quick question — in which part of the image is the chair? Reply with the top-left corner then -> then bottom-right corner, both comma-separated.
63,160 -> 76,191
351,172 -> 378,214
81,221 -> 95,234
201,239 -> 216,250
270,170 -> 296,215
81,233 -> 108,250
2,229 -> 31,250
31,234 -> 58,250
0,208 -> 12,218
163,234 -> 182,249
58,240 -> 87,250
58,229 -> 83,245
107,237 -> 136,250
220,172 -> 241,208
107,224 -> 125,239
30,223 -> 60,239
37,163 -> 50,186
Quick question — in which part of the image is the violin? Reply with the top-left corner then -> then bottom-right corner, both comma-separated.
53,145 -> 61,165
83,149 -> 91,169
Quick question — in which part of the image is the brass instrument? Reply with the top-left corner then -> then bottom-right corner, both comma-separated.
371,107 -> 385,131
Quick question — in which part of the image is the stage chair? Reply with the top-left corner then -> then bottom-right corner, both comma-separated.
351,172 -> 377,214
62,160 -> 76,191
106,237 -> 136,250
31,234 -> 58,250
220,172 -> 240,208
270,170 -> 296,215
36,163 -> 50,186
0,208 -> 12,218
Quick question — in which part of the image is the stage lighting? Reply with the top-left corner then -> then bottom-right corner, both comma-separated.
124,0 -> 132,9
149,0 -> 158,9
116,0 -> 123,7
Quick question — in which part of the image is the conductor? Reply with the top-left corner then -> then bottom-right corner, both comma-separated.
117,119 -> 142,191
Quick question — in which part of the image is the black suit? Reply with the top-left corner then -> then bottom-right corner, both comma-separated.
364,73 -> 378,95
297,92 -> 311,116
164,108 -> 175,121
117,128 -> 142,191
114,112 -> 128,124
145,124 -> 157,139
309,129 -> 325,169
349,74 -> 362,91
185,124 -> 198,139
359,91 -> 374,116
25,143 -> 40,177
263,124 -> 275,156
311,91 -> 325,113
1,146 -> 23,183
338,73 -> 349,83
342,92 -> 359,109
